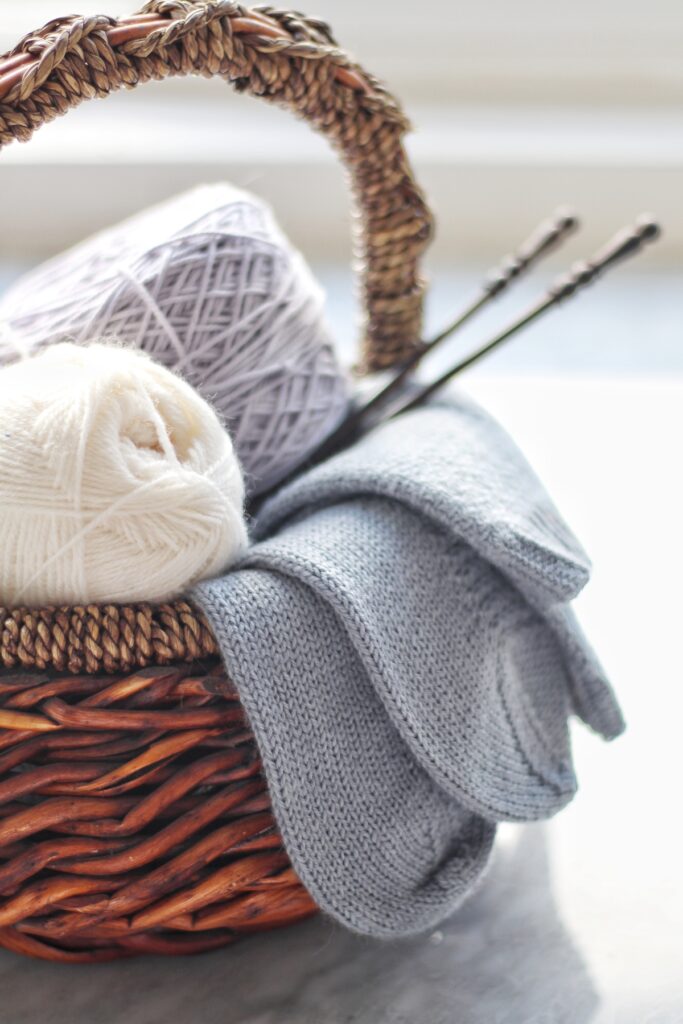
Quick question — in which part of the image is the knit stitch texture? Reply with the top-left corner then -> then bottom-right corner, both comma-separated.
194,392 -> 624,936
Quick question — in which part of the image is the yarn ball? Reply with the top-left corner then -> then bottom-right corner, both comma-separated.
0,342 -> 248,607
0,184 -> 350,495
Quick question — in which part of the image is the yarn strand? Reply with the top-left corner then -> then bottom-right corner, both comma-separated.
0,343 -> 248,607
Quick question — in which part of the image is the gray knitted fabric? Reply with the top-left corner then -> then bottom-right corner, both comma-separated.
194,392 -> 624,937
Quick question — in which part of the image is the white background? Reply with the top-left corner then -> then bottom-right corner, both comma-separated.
1,1 -> 683,263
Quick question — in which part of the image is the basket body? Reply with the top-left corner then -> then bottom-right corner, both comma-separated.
0,0 -> 433,960
0,605 -> 316,961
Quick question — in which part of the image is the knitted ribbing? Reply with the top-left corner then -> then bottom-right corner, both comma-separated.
194,392 -> 624,936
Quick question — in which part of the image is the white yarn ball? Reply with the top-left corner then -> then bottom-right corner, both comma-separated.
0,342 -> 248,607
0,184 -> 350,495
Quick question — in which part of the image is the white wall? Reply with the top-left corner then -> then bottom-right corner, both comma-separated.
1,2 -> 682,265
3,1 -> 683,104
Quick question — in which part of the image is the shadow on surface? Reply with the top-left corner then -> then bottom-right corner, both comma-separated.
0,824 -> 599,1024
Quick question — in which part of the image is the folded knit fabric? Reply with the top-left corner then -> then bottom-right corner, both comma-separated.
194,391 -> 624,937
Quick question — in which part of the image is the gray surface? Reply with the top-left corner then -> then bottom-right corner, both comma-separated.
0,375 -> 679,1022
0,826 -> 597,1024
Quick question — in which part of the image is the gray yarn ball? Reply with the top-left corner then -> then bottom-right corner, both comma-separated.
0,185 -> 350,495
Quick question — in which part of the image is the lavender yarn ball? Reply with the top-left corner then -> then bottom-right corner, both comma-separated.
0,185 -> 350,495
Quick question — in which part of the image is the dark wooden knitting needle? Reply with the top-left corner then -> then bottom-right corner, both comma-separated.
388,215 -> 661,419
326,207 -> 579,454
252,210 -> 576,510
251,214 -> 658,512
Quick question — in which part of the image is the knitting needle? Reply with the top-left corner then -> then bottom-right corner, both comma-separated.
329,207 -> 579,452
387,215 -> 661,419
253,210 -> 579,507
252,215 -> 658,510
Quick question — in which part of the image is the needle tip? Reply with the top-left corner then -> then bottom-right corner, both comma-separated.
554,206 -> 580,234
636,215 -> 661,241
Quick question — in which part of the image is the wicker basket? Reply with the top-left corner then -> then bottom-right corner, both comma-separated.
0,1 -> 432,962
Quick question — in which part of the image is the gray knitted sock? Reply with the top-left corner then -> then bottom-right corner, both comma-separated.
195,391 -> 623,936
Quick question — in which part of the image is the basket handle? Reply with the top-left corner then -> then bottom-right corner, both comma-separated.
0,1 -> 434,373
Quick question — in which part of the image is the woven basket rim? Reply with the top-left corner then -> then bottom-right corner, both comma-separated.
0,600 -> 219,675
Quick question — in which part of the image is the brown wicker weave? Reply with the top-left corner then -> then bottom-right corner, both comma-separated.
0,1 -> 433,961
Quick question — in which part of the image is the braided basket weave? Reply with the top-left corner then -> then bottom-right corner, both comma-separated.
0,1 -> 432,962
